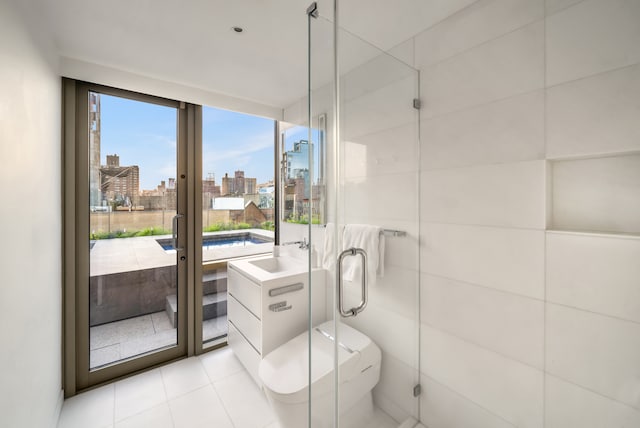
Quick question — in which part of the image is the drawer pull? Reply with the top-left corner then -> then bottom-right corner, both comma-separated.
269,301 -> 292,312
268,282 -> 303,297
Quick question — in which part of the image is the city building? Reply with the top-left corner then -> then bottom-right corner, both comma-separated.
89,92 -> 101,208
220,170 -> 258,196
99,154 -> 140,207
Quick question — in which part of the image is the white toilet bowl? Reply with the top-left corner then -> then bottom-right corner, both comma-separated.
258,321 -> 381,428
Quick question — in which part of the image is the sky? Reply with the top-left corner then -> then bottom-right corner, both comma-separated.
99,93 -> 277,190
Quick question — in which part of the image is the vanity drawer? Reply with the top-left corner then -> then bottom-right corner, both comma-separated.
227,294 -> 261,353
228,321 -> 261,386
228,266 -> 261,318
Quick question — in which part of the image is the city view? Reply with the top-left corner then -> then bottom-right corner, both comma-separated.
86,92 -> 325,370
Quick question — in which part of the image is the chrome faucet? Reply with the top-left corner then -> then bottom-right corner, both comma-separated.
281,237 -> 309,250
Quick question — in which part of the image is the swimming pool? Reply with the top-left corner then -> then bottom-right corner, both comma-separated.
157,232 -> 273,252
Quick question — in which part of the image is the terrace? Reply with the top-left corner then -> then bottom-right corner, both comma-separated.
89,228 -> 274,369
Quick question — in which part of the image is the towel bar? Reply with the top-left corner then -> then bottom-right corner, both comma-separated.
322,224 -> 406,237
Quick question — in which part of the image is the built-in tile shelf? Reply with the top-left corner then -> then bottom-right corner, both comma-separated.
549,153 -> 640,235
546,229 -> 640,240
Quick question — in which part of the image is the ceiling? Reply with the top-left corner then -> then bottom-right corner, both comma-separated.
36,0 -> 477,109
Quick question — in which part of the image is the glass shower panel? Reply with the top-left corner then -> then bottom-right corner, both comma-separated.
308,3 -> 421,427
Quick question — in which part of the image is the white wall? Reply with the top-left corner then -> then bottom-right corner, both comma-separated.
285,1 -> 640,426
411,0 -> 640,426
0,1 -> 63,427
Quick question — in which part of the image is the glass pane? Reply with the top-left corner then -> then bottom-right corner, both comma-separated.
303,10 -> 421,428
88,92 -> 178,370
334,22 -> 421,428
280,122 -> 325,226
200,106 -> 276,347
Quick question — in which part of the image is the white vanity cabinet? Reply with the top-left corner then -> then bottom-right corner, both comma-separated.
227,256 -> 326,385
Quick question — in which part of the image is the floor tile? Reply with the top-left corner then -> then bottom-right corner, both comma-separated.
214,370 -> 276,428
57,384 -> 114,428
114,403 -> 173,428
161,357 -> 210,399
169,385 -> 233,428
115,368 -> 167,422
199,346 -> 244,382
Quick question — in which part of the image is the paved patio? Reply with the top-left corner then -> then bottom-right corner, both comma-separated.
90,229 -> 274,276
90,310 -> 228,369
87,229 -> 274,368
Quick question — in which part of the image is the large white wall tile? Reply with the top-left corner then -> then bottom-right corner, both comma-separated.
421,326 -> 544,428
551,154 -> 640,234
547,232 -> 640,323
545,375 -> 640,428
345,122 -> 418,179
421,375 -> 516,428
422,274 -> 544,368
341,52 -> 416,104
421,21 -> 544,118
338,0 -> 478,52
345,304 -> 417,368
546,304 -> 640,409
387,38 -> 414,68
422,223 -> 545,299
367,266 -> 419,319
421,160 -> 546,228
422,90 -> 544,170
344,172 -> 418,222
546,0 -> 640,85
547,64 -> 640,159
374,352 -> 419,423
343,266 -> 418,320
343,75 -> 417,140
415,0 -> 543,69
545,0 -> 584,16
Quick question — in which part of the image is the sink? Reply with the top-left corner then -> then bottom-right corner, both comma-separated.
248,255 -> 305,274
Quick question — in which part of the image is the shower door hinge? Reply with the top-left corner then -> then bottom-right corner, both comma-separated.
307,2 -> 319,18
413,384 -> 422,397
413,99 -> 422,110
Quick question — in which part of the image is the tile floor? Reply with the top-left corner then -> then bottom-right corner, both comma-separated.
58,346 -> 399,428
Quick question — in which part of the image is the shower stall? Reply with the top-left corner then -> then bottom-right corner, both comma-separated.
281,0 -> 640,427
278,1 -> 423,427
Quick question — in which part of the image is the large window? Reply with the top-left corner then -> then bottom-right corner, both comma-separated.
199,106 -> 276,348
280,115 -> 326,225
63,80 -> 278,393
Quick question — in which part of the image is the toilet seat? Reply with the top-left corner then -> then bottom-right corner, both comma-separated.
258,321 -> 381,405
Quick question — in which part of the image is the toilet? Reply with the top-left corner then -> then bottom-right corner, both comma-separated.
258,321 -> 382,428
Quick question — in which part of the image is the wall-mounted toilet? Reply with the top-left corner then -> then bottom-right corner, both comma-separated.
258,320 -> 381,428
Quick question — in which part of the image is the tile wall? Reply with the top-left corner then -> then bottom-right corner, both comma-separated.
412,0 -> 640,426
286,0 -> 640,426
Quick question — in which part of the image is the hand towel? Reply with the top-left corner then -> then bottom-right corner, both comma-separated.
322,222 -> 343,272
342,224 -> 385,286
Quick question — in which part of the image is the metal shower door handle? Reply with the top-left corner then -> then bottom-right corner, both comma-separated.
337,247 -> 368,317
172,214 -> 184,252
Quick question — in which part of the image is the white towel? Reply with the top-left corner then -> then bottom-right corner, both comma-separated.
342,224 -> 385,286
322,222 -> 343,272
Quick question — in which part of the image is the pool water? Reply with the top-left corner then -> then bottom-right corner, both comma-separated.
159,234 -> 272,252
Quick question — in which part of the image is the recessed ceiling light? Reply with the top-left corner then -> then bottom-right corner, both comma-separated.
232,26 -> 244,33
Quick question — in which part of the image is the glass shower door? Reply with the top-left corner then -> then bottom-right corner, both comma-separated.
308,2 -> 421,427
